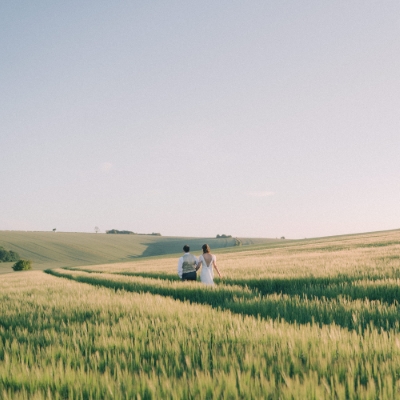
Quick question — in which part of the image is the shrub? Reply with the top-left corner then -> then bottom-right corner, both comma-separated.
0,246 -> 20,262
12,259 -> 32,271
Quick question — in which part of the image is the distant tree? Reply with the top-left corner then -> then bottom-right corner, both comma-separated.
53,228 -> 56,232
280,236 -> 285,240
216,234 -> 232,238
0,247 -> 20,262
105,229 -> 160,235
106,229 -> 135,235
95,226 -> 100,233
12,259 -> 32,271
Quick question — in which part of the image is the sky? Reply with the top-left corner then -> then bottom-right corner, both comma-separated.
1,1 -> 399,239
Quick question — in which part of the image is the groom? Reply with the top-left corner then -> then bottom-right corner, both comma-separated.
177,245 -> 199,281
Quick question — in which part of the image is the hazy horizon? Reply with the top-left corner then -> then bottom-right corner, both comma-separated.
1,2 -> 399,239
1,227 -> 399,242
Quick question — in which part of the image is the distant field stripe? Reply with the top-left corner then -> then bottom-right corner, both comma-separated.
46,269 -> 400,332
45,269 -> 256,309
6,241 -> 104,263
68,268 -> 400,305
71,268 -> 182,281
1,242 -> 58,261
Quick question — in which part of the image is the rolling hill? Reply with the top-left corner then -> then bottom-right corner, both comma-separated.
0,231 -> 284,274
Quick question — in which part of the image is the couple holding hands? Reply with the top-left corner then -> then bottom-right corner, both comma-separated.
177,244 -> 222,285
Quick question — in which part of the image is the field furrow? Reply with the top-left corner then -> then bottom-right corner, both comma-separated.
1,271 -> 400,399
47,268 -> 400,333
2,229 -> 400,399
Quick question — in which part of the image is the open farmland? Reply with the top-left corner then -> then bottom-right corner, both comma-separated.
1,229 -> 400,399
0,231 -> 282,274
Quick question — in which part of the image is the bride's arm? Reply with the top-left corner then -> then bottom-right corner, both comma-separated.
213,256 -> 222,278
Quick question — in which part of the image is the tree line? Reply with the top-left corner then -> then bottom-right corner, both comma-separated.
106,229 -> 161,236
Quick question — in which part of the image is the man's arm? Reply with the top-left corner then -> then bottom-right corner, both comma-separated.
177,257 -> 183,279
194,255 -> 200,271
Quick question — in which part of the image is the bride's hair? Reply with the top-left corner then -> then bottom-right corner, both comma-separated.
202,244 -> 210,253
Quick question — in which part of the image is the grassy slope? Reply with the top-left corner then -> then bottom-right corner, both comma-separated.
0,231 -> 284,274
2,228 -> 397,275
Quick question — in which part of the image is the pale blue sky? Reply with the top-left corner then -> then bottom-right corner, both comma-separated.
1,1 -> 399,238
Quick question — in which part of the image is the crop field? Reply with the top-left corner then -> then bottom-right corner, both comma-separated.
0,231 -> 281,275
1,229 -> 400,399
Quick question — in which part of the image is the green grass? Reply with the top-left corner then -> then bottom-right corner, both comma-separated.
45,268 -> 400,333
1,271 -> 400,399
78,269 -> 400,304
1,229 -> 400,398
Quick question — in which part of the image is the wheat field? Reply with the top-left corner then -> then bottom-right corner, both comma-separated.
1,229 -> 400,399
0,231 -> 282,275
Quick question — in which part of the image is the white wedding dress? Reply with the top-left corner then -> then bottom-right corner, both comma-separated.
198,254 -> 216,285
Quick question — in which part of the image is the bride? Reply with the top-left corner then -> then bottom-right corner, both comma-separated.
197,244 -> 222,285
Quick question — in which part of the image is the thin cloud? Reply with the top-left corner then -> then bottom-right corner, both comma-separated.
247,191 -> 275,197
101,162 -> 113,172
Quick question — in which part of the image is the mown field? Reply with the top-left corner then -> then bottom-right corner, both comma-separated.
1,229 -> 400,399
0,231 -> 282,274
